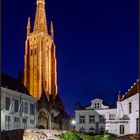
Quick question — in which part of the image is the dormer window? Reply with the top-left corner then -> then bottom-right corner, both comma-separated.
97,103 -> 100,108
94,102 -> 100,109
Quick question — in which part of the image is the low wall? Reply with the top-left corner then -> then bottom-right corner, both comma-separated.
1,129 -> 66,140
1,129 -> 25,140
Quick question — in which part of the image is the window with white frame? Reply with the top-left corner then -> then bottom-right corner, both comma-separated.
14,99 -> 19,113
100,126 -> 104,133
21,101 -> 28,114
99,115 -> 105,123
14,117 -> 20,129
80,127 -> 85,132
22,118 -> 27,129
136,118 -> 139,133
94,103 -> 97,108
30,103 -> 35,115
94,102 -> 100,109
89,115 -> 95,123
30,119 -> 34,124
89,127 -> 94,133
97,103 -> 100,108
128,102 -> 132,114
25,102 -> 28,113
5,97 -> 10,110
109,114 -> 116,120
79,116 -> 85,124
5,116 -> 10,130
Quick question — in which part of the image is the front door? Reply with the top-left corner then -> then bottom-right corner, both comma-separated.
95,122 -> 99,133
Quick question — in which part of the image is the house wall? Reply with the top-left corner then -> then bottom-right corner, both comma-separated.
75,93 -> 139,136
117,93 -> 139,134
75,110 -> 101,133
1,87 -> 37,131
106,120 -> 130,136
75,100 -> 117,134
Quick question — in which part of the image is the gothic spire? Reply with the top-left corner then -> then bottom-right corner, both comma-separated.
50,21 -> 54,39
33,0 -> 48,33
27,17 -> 31,36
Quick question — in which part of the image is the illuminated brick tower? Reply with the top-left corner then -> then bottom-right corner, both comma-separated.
24,0 -> 58,101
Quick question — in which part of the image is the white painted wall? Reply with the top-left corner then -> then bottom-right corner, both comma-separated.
117,93 -> 139,134
1,87 -> 37,131
75,99 -> 117,133
106,120 -> 130,136
75,94 -> 139,136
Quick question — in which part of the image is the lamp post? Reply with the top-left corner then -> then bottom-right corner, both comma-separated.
71,119 -> 76,130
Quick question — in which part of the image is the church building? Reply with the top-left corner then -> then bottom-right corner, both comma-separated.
24,0 -> 69,129
24,0 -> 57,101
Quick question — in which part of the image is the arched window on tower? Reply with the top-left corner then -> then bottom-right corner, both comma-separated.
31,49 -> 33,56
35,48 -> 36,55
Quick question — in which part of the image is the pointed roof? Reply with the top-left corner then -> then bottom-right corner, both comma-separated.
33,0 -> 48,33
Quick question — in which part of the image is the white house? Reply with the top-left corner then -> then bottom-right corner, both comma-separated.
75,98 -> 117,134
1,74 -> 37,130
114,79 -> 139,136
75,79 -> 139,136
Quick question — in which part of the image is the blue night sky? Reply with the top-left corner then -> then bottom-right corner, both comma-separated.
2,0 -> 138,115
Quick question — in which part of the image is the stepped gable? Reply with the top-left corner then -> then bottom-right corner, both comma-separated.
122,79 -> 140,100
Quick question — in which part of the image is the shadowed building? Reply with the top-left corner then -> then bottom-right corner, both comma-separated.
1,73 -> 37,130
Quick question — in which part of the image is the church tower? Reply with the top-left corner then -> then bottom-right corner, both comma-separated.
24,0 -> 58,100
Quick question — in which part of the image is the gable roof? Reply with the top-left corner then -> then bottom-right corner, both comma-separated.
1,73 -> 29,95
122,79 -> 140,100
76,99 -> 116,110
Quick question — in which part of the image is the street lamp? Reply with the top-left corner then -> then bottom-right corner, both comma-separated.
71,119 -> 76,126
71,119 -> 76,130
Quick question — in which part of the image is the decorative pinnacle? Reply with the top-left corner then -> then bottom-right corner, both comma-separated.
50,21 -> 54,39
27,17 -> 31,36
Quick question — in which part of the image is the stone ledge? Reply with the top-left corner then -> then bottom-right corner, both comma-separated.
1,129 -> 65,140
